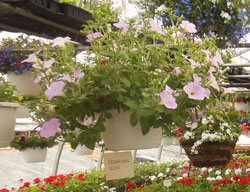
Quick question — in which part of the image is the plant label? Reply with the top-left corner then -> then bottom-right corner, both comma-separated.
103,151 -> 134,180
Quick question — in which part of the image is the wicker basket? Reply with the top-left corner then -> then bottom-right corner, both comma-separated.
180,139 -> 238,167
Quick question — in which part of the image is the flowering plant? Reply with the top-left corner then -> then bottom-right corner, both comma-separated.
0,76 -> 18,102
137,0 -> 250,47
9,131 -> 57,151
235,92 -> 250,103
23,5 -> 240,149
0,35 -> 44,75
1,157 -> 249,191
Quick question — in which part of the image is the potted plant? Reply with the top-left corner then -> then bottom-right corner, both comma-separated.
0,35 -> 44,96
0,75 -> 20,148
177,105 -> 244,167
233,92 -> 250,112
10,131 -> 57,163
23,5 -> 240,153
136,0 -> 250,47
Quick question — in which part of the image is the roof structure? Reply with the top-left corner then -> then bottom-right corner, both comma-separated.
0,0 -> 93,45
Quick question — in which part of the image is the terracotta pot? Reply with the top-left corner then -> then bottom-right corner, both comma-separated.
101,110 -> 162,151
0,102 -> 19,148
180,139 -> 238,167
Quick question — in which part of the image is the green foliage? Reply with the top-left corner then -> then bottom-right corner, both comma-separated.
10,132 -> 57,151
0,76 -> 18,102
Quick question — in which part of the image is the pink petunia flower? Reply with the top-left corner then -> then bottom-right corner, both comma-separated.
184,82 -> 207,100
222,87 -> 234,93
150,19 -> 164,35
22,53 -> 39,63
160,90 -> 177,109
73,69 -> 84,82
86,32 -> 103,42
113,22 -> 129,32
45,81 -> 65,100
180,20 -> 197,33
41,118 -> 61,138
210,51 -> 224,67
173,67 -> 182,76
62,74 -> 73,83
52,36 -> 71,47
207,72 -> 220,91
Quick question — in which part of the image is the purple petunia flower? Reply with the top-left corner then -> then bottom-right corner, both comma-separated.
113,22 -> 129,32
222,87 -> 234,93
40,118 -> 61,138
150,19 -> 164,35
160,90 -> 177,109
45,81 -> 65,100
193,74 -> 202,84
52,36 -> 71,47
87,32 -> 103,42
184,82 -> 207,100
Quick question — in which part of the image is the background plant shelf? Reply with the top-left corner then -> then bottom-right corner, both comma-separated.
0,0 -> 93,45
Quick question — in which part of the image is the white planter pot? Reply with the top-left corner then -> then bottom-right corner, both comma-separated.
6,72 -> 42,96
21,147 -> 47,163
234,102 -> 249,112
75,145 -> 93,155
0,102 -> 19,148
16,105 -> 30,118
101,110 -> 162,151
161,136 -> 179,145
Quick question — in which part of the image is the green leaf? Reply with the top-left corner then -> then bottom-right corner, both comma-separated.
124,100 -> 138,109
153,119 -> 164,128
140,116 -> 150,135
119,76 -> 131,87
130,111 -> 138,126
84,138 -> 95,150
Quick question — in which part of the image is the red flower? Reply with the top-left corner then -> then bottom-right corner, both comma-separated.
3,81 -> 7,85
220,165 -> 226,169
137,186 -> 143,190
175,126 -> 182,137
179,178 -> 194,184
33,178 -> 41,184
239,178 -> 248,186
223,179 -> 232,185
40,185 -> 45,191
213,181 -> 220,186
97,97 -> 105,104
0,188 -> 9,192
126,182 -> 136,189
19,179 -> 23,183
233,175 -> 241,181
20,136 -> 25,142
240,159 -> 247,164
44,176 -> 57,183
23,182 -> 30,187
100,60 -> 106,66
241,123 -> 248,133
211,188 -> 219,192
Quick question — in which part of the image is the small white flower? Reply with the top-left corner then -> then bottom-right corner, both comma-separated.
150,175 -> 156,181
166,168 -> 170,173
245,168 -> 250,172
158,173 -> 164,177
225,169 -> 231,175
216,176 -> 223,180
235,168 -> 242,175
208,168 -> 213,172
177,177 -> 183,180
215,170 -> 221,175
183,173 -> 188,178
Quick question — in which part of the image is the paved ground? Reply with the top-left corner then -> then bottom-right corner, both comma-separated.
0,144 -> 186,189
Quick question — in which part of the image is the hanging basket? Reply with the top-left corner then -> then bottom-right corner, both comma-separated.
101,110 -> 162,151
180,139 -> 238,167
21,147 -> 47,163
6,72 -> 42,96
234,102 -> 249,112
75,144 -> 93,155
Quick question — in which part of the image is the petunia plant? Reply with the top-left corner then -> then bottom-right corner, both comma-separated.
23,5 -> 241,150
